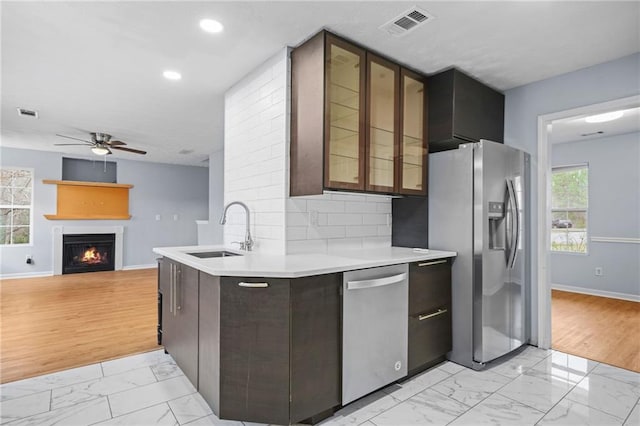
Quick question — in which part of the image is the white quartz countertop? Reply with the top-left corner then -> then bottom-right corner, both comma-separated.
152,245 -> 456,278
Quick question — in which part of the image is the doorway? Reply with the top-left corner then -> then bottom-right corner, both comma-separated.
537,95 -> 640,371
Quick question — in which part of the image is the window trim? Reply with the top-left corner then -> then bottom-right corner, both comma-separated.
0,166 -> 35,247
550,163 -> 589,255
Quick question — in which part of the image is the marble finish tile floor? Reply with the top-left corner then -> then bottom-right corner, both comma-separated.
0,346 -> 638,426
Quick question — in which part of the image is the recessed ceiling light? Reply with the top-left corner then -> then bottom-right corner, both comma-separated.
584,111 -> 624,123
200,18 -> 224,33
163,70 -> 182,81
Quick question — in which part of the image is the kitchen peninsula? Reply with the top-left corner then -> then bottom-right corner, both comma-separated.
153,245 -> 456,425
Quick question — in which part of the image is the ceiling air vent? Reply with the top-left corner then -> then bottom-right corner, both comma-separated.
17,108 -> 38,118
581,131 -> 604,137
380,6 -> 434,37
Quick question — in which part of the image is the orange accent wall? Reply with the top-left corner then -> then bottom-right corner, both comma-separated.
43,180 -> 133,220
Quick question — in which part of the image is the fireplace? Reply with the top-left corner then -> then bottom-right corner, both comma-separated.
62,234 -> 116,274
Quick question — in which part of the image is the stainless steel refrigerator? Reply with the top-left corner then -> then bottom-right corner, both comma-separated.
428,140 -> 529,369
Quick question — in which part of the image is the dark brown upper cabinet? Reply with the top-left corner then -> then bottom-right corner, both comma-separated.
428,68 -> 504,153
290,30 -> 428,197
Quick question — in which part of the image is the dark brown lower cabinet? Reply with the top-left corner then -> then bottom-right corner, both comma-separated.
199,273 -> 341,425
197,273 -> 220,414
158,258 -> 199,386
407,259 -> 452,374
290,275 -> 341,423
219,277 -> 291,425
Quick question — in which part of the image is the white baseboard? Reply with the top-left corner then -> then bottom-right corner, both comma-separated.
552,283 -> 640,302
122,264 -> 156,271
1,271 -> 54,280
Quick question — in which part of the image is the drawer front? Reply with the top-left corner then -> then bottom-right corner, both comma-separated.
409,259 -> 451,316
408,306 -> 452,372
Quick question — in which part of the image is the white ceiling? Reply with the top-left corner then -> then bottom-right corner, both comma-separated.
2,1 -> 639,166
550,106 -> 640,144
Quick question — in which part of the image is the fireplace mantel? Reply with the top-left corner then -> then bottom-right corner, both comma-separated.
43,180 -> 133,220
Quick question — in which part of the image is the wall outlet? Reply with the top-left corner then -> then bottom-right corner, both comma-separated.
309,210 -> 319,226
155,214 -> 161,221
26,254 -> 33,265
173,214 -> 179,221
595,267 -> 603,276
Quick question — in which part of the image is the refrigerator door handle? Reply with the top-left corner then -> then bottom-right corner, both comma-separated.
504,182 -> 513,266
506,179 -> 519,269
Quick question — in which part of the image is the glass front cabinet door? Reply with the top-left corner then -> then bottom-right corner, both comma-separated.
324,34 -> 366,191
366,54 -> 400,193
399,69 -> 427,195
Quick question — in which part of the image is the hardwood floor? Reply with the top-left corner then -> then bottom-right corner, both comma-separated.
0,269 -> 160,384
552,289 -> 640,372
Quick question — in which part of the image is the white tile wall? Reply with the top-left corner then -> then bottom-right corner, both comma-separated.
223,49 -> 290,255
285,193 -> 392,254
223,49 -> 393,255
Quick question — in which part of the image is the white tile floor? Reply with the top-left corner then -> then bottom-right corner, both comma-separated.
1,346 -> 638,426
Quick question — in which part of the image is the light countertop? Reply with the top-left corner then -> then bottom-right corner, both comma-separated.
152,245 -> 456,278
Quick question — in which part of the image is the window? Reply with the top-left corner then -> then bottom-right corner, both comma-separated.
551,164 -> 588,253
1,168 -> 34,245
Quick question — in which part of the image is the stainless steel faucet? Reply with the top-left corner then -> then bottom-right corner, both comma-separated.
219,201 -> 254,251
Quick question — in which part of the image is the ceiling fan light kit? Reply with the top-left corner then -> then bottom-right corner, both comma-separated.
91,146 -> 110,155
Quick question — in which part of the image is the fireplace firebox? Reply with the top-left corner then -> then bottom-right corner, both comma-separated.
62,233 -> 116,274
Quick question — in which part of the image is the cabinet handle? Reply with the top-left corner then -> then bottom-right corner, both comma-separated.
169,263 -> 174,314
176,268 -> 182,311
172,264 -> 178,316
417,259 -> 447,267
418,308 -> 448,321
238,282 -> 269,288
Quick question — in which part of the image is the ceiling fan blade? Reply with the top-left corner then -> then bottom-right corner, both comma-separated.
111,146 -> 147,155
55,134 -> 93,144
54,143 -> 91,146
106,140 -> 126,146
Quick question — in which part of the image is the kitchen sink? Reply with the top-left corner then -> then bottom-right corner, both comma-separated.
186,251 -> 242,258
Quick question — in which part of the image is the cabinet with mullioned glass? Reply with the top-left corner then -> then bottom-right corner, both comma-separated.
290,30 -> 427,196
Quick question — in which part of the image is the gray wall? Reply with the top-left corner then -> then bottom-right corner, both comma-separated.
504,52 -> 640,343
551,132 -> 640,298
0,147 -> 209,276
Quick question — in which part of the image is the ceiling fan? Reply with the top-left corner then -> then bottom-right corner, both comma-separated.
54,132 -> 147,156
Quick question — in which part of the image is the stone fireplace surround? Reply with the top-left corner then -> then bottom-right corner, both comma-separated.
53,226 -> 123,275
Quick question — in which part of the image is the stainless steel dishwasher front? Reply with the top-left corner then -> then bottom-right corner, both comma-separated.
342,263 -> 408,404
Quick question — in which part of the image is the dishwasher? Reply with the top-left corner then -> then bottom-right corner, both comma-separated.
342,263 -> 408,404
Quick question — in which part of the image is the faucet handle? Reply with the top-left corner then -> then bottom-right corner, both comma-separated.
231,241 -> 247,251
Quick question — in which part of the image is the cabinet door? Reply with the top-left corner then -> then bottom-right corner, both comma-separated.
158,258 -> 172,347
198,273 -> 220,414
164,263 -> 199,387
366,53 -> 400,193
290,274 -> 341,423
453,70 -> 504,144
324,34 -> 366,191
219,278 -> 290,425
399,69 -> 427,195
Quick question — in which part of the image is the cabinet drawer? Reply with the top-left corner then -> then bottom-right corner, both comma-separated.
408,259 -> 451,316
408,306 -> 452,372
